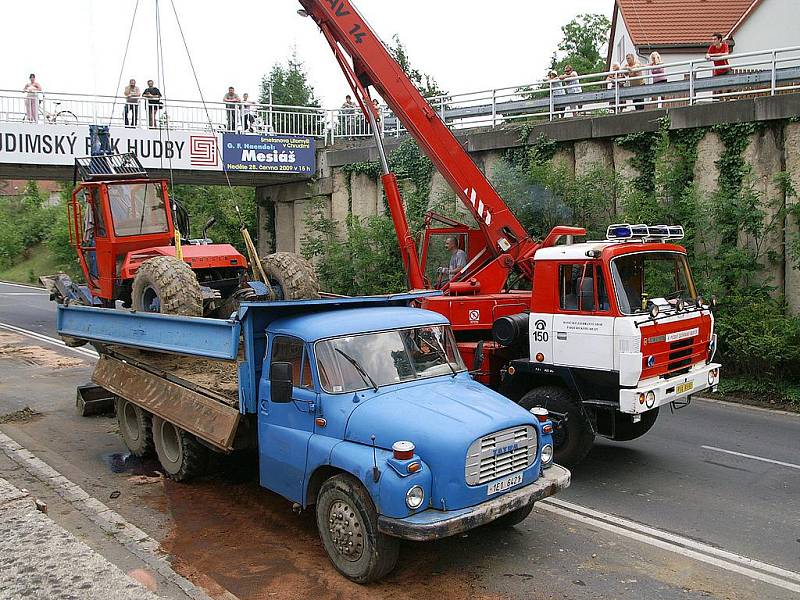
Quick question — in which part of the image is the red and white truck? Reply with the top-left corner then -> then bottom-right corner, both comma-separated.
299,1 -> 722,465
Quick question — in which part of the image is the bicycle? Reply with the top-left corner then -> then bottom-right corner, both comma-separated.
32,97 -> 79,125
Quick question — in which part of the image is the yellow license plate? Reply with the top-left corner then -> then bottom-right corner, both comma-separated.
676,382 -> 694,394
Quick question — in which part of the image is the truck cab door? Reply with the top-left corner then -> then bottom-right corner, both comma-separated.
258,335 -> 317,503
551,262 -> 614,371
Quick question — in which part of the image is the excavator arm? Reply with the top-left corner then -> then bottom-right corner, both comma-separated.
298,0 -> 544,289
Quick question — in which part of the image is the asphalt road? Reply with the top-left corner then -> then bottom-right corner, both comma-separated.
1,279 -> 799,599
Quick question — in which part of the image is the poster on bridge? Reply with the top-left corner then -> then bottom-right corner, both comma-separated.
0,121 -> 223,172
221,133 -> 315,174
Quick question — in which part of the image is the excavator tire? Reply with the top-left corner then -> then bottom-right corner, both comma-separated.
131,256 -> 202,316
259,252 -> 320,300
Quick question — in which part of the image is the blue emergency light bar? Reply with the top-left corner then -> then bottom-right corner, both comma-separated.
606,223 -> 685,242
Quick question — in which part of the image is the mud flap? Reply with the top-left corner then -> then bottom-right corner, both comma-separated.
92,355 -> 240,451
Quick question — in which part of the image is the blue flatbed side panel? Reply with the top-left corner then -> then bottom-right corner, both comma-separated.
57,305 -> 241,360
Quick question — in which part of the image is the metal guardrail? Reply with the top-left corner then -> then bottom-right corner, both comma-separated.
1,46 -> 799,144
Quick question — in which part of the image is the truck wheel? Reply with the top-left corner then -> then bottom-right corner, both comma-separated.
152,416 -> 208,482
115,398 -> 154,457
132,256 -> 202,316
316,474 -> 399,583
259,252 -> 320,300
490,502 -> 535,528
519,386 -> 594,467
612,408 -> 660,441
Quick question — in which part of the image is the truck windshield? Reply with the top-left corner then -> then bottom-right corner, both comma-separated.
315,325 -> 465,394
610,252 -> 697,314
107,183 -> 169,237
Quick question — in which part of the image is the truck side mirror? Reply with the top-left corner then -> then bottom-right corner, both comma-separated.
270,362 -> 293,404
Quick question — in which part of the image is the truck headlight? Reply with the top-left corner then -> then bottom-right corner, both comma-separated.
708,368 -> 719,386
645,390 -> 656,408
541,444 -> 554,466
405,485 -> 424,509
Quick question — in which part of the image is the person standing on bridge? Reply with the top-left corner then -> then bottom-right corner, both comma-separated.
23,74 -> 42,122
124,79 -> 141,128
624,54 -> 645,111
706,33 -> 731,77
562,65 -> 582,116
143,80 -> 162,129
547,70 -> 566,117
223,87 -> 241,132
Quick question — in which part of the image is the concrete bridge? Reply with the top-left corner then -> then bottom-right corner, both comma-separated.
257,93 -> 800,314
0,121 -> 316,186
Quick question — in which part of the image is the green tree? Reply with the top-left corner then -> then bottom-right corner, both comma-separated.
388,35 -> 448,99
550,13 -> 611,76
172,186 -> 256,254
259,50 -> 320,107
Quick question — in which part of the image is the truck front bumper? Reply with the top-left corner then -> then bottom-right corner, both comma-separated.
620,362 -> 721,414
377,465 -> 571,542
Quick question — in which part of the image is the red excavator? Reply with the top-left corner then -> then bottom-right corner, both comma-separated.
299,0 -> 721,465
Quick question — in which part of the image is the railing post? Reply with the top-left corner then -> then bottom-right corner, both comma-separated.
549,81 -> 554,122
771,50 -> 777,96
614,79 -> 620,114
439,96 -> 445,123
688,60 -> 695,106
491,88 -> 497,127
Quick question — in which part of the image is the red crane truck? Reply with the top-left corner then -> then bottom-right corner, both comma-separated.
299,0 -> 722,465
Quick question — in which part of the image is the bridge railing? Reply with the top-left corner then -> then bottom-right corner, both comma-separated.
2,45 -> 799,144
411,45 -> 800,133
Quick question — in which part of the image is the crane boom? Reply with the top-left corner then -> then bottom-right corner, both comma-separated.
298,0 -> 539,278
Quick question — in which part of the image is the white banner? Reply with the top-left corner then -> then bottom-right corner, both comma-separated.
0,122 -> 222,171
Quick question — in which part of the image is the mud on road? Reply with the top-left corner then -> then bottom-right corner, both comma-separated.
161,474 -> 483,600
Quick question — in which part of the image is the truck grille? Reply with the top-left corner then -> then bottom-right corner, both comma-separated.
465,426 -> 537,486
666,338 -> 695,376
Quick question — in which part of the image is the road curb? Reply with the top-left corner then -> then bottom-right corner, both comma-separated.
695,395 -> 800,418
0,430 -> 219,600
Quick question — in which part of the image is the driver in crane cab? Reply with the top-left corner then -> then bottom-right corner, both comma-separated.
439,236 -> 466,282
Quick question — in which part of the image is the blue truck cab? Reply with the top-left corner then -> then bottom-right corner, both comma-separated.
57,293 -> 570,583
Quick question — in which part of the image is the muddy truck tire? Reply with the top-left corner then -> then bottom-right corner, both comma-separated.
490,502 -> 535,529
519,386 -> 595,468
260,252 -> 320,300
612,407 -> 660,441
115,397 -> 154,457
316,474 -> 399,583
131,256 -> 202,316
152,416 -> 208,482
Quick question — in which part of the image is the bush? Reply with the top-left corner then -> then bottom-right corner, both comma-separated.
714,290 -> 800,380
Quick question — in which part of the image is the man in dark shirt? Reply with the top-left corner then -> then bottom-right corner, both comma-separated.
223,86 -> 241,131
142,80 -> 162,128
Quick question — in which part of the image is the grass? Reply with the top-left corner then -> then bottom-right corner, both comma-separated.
713,375 -> 800,409
0,245 -> 62,285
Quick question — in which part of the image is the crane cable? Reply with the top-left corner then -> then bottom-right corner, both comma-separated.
166,0 -> 271,294
109,0 -> 141,127
153,0 -> 183,259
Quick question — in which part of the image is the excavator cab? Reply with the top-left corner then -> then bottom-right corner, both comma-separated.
69,156 -> 176,304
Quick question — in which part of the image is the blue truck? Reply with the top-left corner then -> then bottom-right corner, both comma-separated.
57,292 -> 570,582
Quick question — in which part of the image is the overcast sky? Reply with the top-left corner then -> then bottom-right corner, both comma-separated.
1,0 -> 611,107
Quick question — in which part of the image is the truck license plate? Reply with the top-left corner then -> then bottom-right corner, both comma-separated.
676,381 -> 694,394
487,473 -> 523,495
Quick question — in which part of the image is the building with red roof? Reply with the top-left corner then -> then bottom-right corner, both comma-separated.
607,0 -> 796,71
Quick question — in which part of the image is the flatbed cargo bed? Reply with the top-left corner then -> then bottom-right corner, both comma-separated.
105,345 -> 240,407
